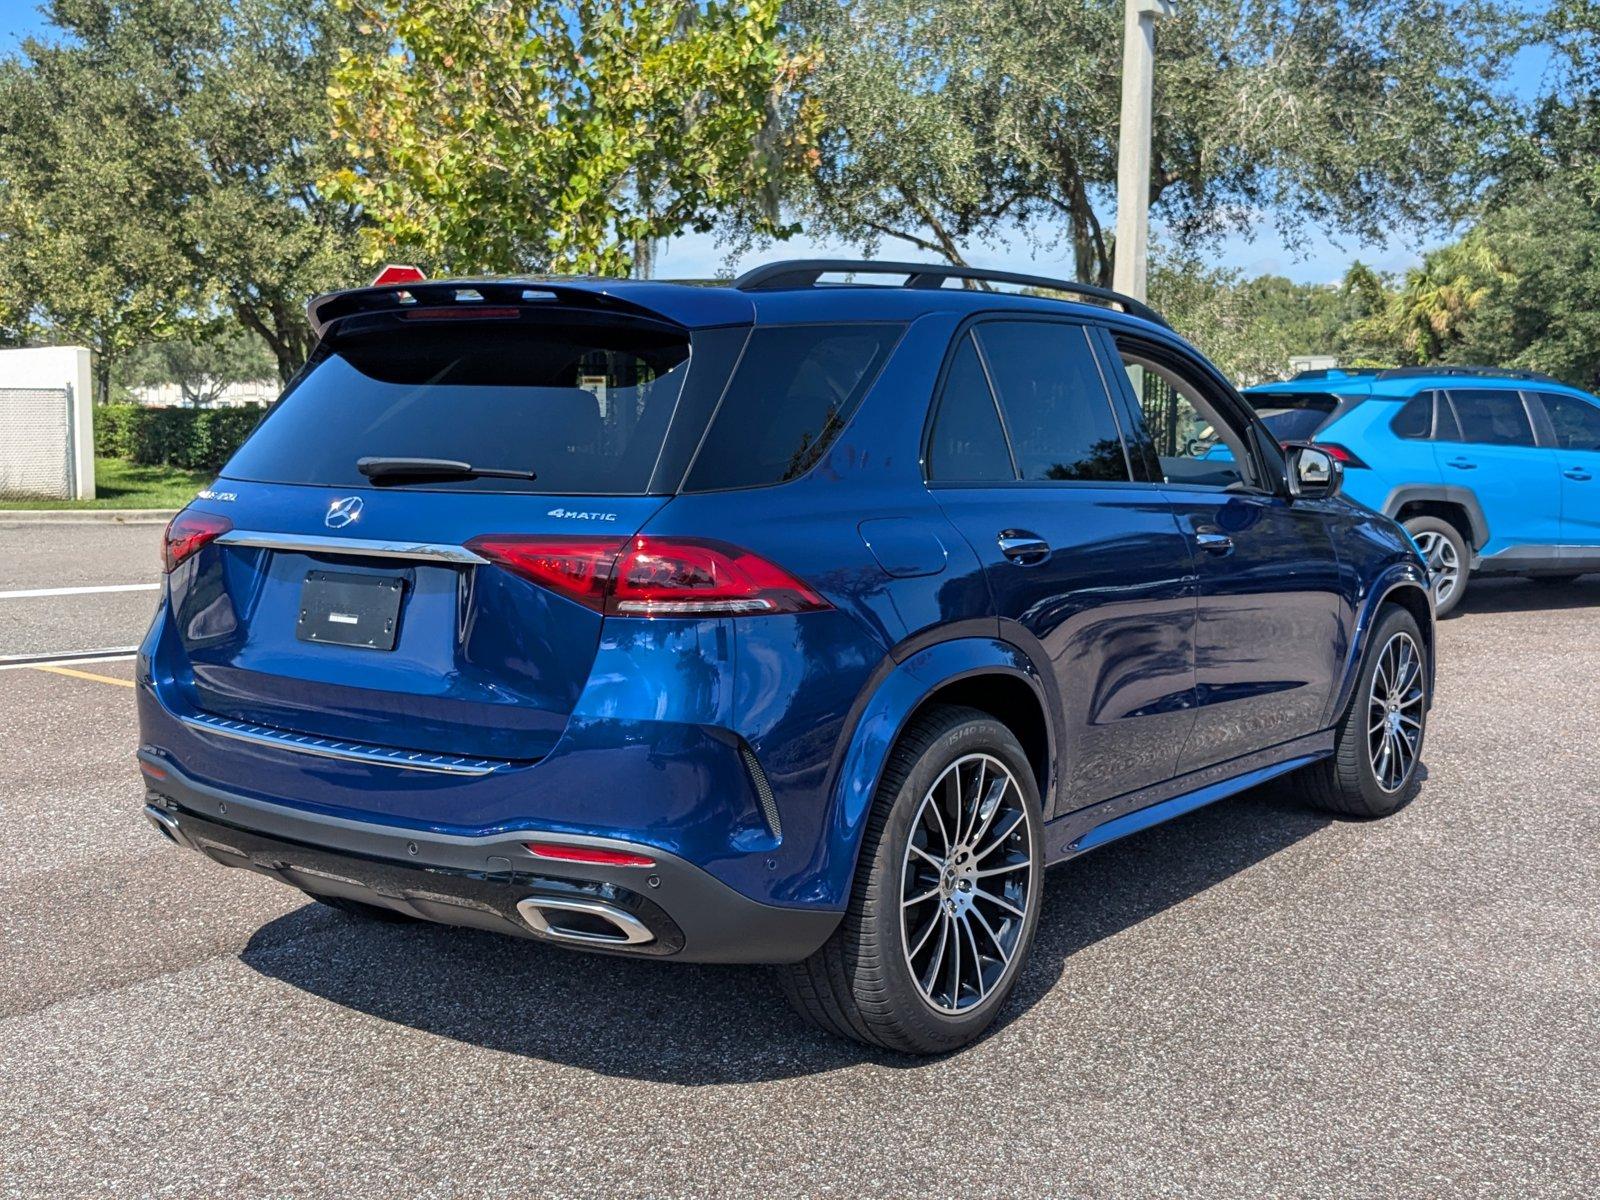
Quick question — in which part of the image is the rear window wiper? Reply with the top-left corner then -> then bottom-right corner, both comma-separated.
357,456 -> 538,484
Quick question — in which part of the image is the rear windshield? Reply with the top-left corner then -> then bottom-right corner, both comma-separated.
222,316 -> 692,494
1242,390 -> 1342,441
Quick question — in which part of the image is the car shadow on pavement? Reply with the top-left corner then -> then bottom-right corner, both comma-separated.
1452,575 -> 1600,616
239,784 -> 1332,1083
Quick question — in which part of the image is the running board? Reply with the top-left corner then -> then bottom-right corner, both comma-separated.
1044,732 -> 1334,863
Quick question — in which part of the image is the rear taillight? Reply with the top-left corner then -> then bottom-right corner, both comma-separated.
1307,442 -> 1369,469
465,535 -> 831,618
161,510 -> 232,573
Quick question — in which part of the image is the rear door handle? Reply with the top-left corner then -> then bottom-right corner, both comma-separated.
1564,467 -> 1593,481
1445,457 -> 1478,470
1195,530 -> 1234,555
997,531 -> 1051,564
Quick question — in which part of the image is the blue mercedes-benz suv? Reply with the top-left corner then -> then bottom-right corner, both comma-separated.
138,260 -> 1434,1053
1243,367 -> 1600,615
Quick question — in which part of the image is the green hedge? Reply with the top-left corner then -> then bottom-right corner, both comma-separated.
94,404 -> 265,472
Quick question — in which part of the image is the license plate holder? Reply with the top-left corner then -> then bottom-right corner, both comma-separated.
296,571 -> 405,651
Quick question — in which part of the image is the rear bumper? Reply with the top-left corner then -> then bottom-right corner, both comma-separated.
139,754 -> 841,964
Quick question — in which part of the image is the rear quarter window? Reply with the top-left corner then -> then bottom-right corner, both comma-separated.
683,323 -> 903,492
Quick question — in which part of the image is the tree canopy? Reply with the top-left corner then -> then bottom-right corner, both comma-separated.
783,0 -> 1520,284
326,0 -> 813,276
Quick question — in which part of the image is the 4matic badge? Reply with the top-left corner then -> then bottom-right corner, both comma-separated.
547,508 -> 618,522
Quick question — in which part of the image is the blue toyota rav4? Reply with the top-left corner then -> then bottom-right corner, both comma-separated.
139,260 -> 1434,1053
1243,367 -> 1600,615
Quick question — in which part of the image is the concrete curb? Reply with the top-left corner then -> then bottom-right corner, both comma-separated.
0,508 -> 176,526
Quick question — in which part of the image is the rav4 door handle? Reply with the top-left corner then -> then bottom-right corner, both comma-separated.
997,531 -> 1051,564
1564,467 -> 1594,481
1445,457 -> 1478,470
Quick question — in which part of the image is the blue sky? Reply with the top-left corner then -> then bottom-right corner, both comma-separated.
0,0 -> 1560,285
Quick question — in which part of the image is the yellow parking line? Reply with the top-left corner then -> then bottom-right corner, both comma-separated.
28,664 -> 135,689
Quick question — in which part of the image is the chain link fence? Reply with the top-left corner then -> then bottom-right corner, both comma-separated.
0,387 -> 74,499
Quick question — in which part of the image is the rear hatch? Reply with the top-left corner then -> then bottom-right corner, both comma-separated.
160,293 -> 747,762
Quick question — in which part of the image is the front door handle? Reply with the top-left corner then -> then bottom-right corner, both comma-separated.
1445,457 -> 1478,470
1195,530 -> 1234,555
997,531 -> 1051,564
1564,467 -> 1593,481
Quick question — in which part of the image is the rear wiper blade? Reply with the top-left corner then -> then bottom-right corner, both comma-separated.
357,456 -> 538,484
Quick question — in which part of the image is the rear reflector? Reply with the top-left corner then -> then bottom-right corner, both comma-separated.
524,842 -> 656,868
465,535 -> 831,618
372,263 -> 427,286
162,510 -> 233,573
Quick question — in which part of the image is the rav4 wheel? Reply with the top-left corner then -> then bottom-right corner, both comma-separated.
1300,605 -> 1429,817
1403,516 -> 1468,616
779,705 -> 1044,1054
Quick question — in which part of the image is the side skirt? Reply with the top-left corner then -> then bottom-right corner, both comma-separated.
1042,730 -> 1335,864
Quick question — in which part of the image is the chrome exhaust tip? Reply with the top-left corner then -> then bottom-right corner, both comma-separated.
516,896 -> 655,947
143,804 -> 192,850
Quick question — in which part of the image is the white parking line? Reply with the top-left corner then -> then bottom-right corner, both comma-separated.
0,648 -> 140,670
0,583 -> 159,601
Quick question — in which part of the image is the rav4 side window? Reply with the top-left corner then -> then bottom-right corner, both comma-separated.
970,321 -> 1131,483
1538,391 -> 1600,451
1109,341 -> 1262,491
1444,389 -> 1536,447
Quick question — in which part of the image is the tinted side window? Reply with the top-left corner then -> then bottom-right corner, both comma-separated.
1540,392 -> 1600,451
926,334 -> 1015,482
685,323 -> 903,491
974,322 -> 1129,483
1446,389 -> 1535,447
1391,393 -> 1433,439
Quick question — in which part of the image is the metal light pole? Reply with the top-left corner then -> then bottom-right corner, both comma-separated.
1112,0 -> 1175,302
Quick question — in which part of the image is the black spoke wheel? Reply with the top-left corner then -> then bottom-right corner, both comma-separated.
1300,604 -> 1430,817
780,706 -> 1044,1054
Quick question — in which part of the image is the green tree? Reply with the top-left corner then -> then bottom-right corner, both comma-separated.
117,329 -> 279,407
326,0 -> 812,277
0,1 -> 372,388
785,0 -> 1519,284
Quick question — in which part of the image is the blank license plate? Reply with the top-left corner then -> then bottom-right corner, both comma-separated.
296,571 -> 405,651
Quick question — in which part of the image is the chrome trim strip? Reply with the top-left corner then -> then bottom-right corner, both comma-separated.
215,530 -> 489,565
177,711 -> 508,777
516,897 -> 656,946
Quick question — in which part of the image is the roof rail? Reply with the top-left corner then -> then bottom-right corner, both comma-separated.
1376,365 -> 1563,386
1290,367 -> 1384,382
731,258 -> 1170,328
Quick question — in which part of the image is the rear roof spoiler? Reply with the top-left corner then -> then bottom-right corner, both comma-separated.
306,278 -> 754,339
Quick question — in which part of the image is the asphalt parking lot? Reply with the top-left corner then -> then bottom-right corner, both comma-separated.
0,519 -> 1595,1198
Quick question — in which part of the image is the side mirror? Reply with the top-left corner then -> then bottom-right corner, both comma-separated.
1284,443 -> 1343,500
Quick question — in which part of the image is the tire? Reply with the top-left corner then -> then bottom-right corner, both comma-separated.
1300,605 -> 1429,818
1403,516 -> 1469,617
311,894 -> 418,923
779,705 -> 1044,1054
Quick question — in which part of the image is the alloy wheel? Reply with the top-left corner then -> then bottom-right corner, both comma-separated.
1367,631 -> 1426,793
899,753 -> 1034,1015
1412,530 -> 1461,609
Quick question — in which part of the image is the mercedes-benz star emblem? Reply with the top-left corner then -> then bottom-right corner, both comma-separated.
325,496 -> 363,529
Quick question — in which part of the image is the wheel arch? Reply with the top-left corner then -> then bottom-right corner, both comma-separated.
1385,485 -> 1489,554
1325,571 -> 1436,727
819,637 -> 1055,908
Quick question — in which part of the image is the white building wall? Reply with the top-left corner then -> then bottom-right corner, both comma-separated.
0,346 -> 95,499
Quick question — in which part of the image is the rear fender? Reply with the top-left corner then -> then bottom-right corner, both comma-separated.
808,637 -> 1049,907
